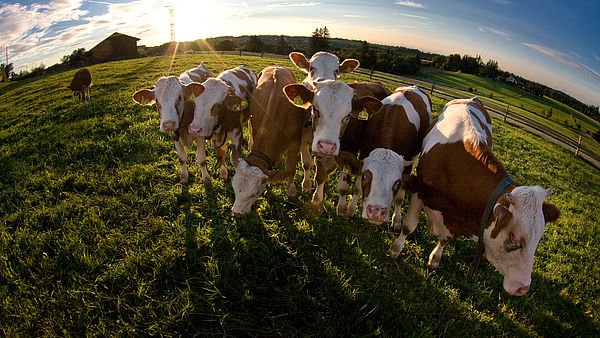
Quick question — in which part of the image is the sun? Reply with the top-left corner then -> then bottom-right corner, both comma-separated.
168,1 -> 235,41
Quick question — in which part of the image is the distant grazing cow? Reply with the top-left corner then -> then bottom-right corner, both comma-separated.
186,65 -> 257,181
289,51 -> 360,89
388,97 -> 560,296
132,64 -> 213,183
68,68 -> 92,104
231,66 -> 312,216
334,86 -> 433,225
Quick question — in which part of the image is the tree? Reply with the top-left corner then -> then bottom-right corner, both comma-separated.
444,54 -> 462,71
0,63 -> 14,82
480,59 -> 500,79
61,48 -> 86,66
308,26 -> 330,55
215,39 -> 236,51
244,36 -> 265,53
274,36 -> 291,55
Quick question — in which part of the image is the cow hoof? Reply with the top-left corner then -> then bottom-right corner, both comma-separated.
336,204 -> 346,217
180,178 -> 189,185
346,205 -> 357,216
426,262 -> 440,271
287,185 -> 297,198
219,171 -> 228,181
302,180 -> 312,193
386,248 -> 400,260
202,176 -> 212,183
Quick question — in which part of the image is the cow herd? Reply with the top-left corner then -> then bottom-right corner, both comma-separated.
130,51 -> 560,296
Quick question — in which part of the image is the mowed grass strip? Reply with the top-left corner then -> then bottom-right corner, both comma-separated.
0,54 -> 599,336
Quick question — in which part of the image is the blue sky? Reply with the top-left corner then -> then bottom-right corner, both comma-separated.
1,0 -> 599,106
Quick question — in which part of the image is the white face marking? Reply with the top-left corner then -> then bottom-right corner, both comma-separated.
483,185 -> 549,295
422,98 -> 491,154
153,76 -> 185,131
361,149 -> 406,223
188,78 -> 230,137
304,52 -> 341,87
231,160 -> 267,215
310,80 -> 355,156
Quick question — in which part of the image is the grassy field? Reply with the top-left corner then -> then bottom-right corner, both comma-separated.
412,67 -> 600,154
1,54 -> 599,336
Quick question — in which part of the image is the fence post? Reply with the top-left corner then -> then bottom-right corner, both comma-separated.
370,65 -> 374,79
575,135 -> 582,156
430,81 -> 435,95
239,50 -> 242,56
504,104 -> 510,122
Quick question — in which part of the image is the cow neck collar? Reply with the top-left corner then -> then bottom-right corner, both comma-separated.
249,150 -> 273,170
467,175 -> 515,281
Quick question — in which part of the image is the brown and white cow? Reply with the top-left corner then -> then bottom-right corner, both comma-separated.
132,64 -> 212,183
186,65 -> 257,181
335,86 -> 433,224
388,97 -> 560,296
68,68 -> 92,104
231,66 -> 312,216
289,51 -> 360,89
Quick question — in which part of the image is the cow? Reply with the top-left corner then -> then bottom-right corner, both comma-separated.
231,66 -> 312,216
186,65 -> 257,181
387,97 -> 560,296
289,51 -> 360,89
132,64 -> 212,183
68,68 -> 92,104
333,86 -> 433,225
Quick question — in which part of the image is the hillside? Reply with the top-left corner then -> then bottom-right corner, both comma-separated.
1,54 -> 599,336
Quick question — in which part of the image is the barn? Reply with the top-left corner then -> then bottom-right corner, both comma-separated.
86,32 -> 140,63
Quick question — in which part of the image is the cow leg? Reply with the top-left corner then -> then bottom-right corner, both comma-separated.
388,193 -> 423,259
174,141 -> 189,184
300,131 -> 313,192
195,137 -> 211,182
285,142 -> 301,197
311,156 -> 335,207
216,144 -> 228,180
248,121 -> 254,150
336,172 -> 352,216
346,174 -> 361,216
391,188 -> 406,230
427,239 -> 449,270
85,87 -> 90,103
229,129 -> 242,168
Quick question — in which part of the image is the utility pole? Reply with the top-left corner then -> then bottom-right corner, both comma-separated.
5,45 -> 7,65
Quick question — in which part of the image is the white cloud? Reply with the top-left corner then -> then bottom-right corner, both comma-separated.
478,26 -> 511,41
344,14 -> 368,19
268,2 -> 323,7
492,0 -> 511,5
394,13 -> 428,20
395,1 -> 427,9
523,42 -> 600,82
593,53 -> 600,64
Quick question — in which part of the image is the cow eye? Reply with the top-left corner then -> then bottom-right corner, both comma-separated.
309,67 -> 315,73
175,97 -> 181,106
312,107 -> 320,119
392,180 -> 401,194
342,115 -> 350,123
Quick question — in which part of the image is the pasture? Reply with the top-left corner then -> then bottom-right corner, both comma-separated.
0,54 -> 599,336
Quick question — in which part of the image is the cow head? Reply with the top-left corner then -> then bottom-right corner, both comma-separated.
483,186 -> 560,296
133,76 -> 204,132
231,159 -> 268,216
187,78 -> 247,137
289,51 -> 359,88
284,80 -> 382,156
359,149 -> 412,224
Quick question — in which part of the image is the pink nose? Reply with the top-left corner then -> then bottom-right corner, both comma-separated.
514,285 -> 530,296
188,125 -> 203,136
366,204 -> 388,221
161,120 -> 177,131
316,140 -> 337,155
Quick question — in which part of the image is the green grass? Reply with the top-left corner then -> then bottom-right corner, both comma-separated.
1,54 -> 599,336
412,67 -> 600,154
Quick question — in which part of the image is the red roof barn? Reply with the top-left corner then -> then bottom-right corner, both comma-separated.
86,32 -> 140,63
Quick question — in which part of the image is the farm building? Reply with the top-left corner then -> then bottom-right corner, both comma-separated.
85,32 -> 140,63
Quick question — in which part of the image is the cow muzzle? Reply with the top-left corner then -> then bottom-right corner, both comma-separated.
315,139 -> 338,156
161,120 -> 177,132
365,204 -> 389,224
188,125 -> 204,136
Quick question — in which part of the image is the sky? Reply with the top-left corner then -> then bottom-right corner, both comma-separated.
1,0 -> 599,106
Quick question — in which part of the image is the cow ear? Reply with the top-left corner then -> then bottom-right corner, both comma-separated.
183,82 -> 205,101
289,52 -> 310,72
403,160 -> 413,168
132,89 -> 155,105
351,96 -> 382,120
335,151 -> 362,175
542,202 -> 560,223
339,58 -> 360,74
283,84 -> 314,109
224,94 -> 247,112
491,203 -> 513,239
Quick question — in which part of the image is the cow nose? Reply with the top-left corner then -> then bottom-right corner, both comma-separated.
366,205 -> 388,221
316,140 -> 337,155
514,285 -> 530,296
161,120 -> 177,131
232,211 -> 242,218
188,125 -> 203,136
